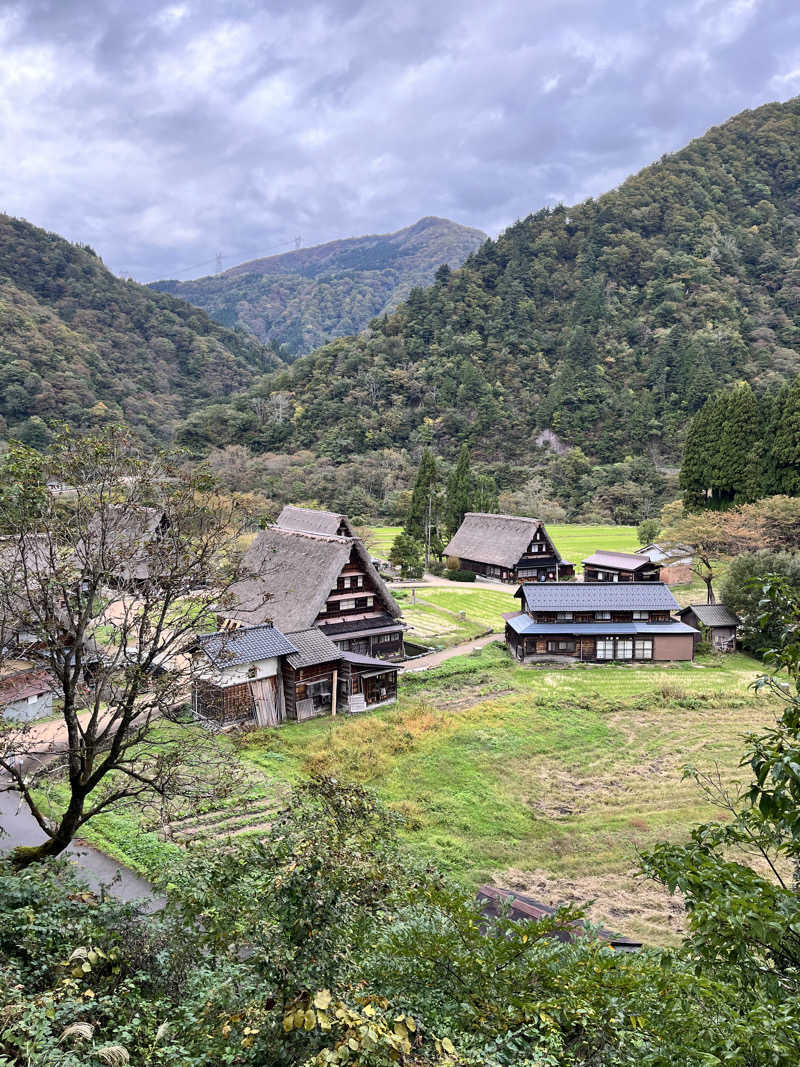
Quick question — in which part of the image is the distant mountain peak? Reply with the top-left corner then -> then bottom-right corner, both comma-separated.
149,216 -> 487,357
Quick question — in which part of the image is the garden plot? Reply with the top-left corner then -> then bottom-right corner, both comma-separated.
162,792 -> 288,845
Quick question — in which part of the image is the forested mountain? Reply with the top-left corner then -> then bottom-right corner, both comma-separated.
149,216 -> 487,358
177,98 -> 800,467
0,214 -> 273,448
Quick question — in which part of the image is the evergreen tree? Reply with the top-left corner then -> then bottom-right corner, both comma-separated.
404,447 -> 440,567
718,383 -> 763,503
772,376 -> 800,496
680,398 -> 713,508
444,444 -> 474,537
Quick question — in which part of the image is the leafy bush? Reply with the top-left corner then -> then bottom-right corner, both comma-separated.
447,569 -> 476,582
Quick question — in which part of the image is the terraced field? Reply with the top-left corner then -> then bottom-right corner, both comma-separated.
415,588 -> 517,630
162,791 -> 288,846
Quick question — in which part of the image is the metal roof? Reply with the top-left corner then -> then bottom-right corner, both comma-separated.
477,886 -> 642,951
679,604 -> 739,627
518,582 -> 679,612
197,624 -> 297,667
284,627 -> 342,670
581,550 -> 654,570
341,650 -> 402,671
506,614 -> 698,636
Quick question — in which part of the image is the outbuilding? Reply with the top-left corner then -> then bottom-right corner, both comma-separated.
677,604 -> 739,653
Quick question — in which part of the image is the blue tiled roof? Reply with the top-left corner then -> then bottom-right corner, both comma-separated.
506,614 -> 698,637
198,624 -> 298,666
517,582 -> 679,612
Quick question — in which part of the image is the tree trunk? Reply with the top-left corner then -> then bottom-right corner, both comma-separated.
705,575 -> 716,605
9,800 -> 84,870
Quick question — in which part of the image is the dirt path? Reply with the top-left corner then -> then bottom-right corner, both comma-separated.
405,634 -> 501,671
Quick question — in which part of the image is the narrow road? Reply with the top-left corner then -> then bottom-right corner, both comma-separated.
0,789 -> 160,907
405,633 -> 501,671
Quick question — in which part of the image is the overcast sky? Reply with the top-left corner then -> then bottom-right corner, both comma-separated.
1,0 -> 799,281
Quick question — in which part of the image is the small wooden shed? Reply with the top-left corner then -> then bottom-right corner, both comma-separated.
677,604 -> 739,653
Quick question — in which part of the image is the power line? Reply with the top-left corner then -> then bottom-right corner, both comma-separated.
119,237 -> 306,281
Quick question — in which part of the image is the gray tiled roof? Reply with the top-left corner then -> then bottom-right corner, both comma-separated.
284,627 -> 342,669
197,624 -> 297,667
518,582 -> 679,612
582,550 -> 653,570
679,604 -> 739,627
506,614 -> 698,636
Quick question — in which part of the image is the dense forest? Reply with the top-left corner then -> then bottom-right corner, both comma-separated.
176,98 -> 800,472
0,214 -> 274,448
680,375 -> 800,506
150,216 -> 487,358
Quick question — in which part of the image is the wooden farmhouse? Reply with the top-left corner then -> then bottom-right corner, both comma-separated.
444,513 -> 574,583
220,522 -> 406,660
505,583 -> 698,663
582,550 -> 661,583
677,604 -> 739,653
191,622 -> 400,726
84,506 -> 171,589
276,504 -> 356,539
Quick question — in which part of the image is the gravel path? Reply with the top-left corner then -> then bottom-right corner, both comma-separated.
405,633 -> 501,671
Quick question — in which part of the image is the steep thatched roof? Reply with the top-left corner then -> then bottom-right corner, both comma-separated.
277,505 -> 355,538
222,528 -> 402,631
444,512 -> 552,568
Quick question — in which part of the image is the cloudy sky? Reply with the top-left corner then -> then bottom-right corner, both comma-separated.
2,0 -> 799,281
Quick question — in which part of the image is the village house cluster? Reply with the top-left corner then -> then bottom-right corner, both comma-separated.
0,505 -> 740,730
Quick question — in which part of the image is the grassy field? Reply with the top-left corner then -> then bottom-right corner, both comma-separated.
361,523 -> 641,571
415,587 -> 517,630
60,640 -> 778,946
239,644 -> 776,943
546,524 -> 639,568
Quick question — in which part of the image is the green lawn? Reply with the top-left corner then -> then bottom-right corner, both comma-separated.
360,525 -> 401,556
239,644 -> 776,943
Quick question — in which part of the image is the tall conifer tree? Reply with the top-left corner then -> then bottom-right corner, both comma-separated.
444,444 -> 474,537
404,447 -> 440,567
772,376 -> 800,496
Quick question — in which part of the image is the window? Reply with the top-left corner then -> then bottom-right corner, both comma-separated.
634,639 -> 653,659
548,640 -> 575,652
27,694 -> 39,704
616,638 -> 633,659
556,612 -> 573,621
377,632 -> 395,644
342,576 -> 351,589
632,611 -> 649,620
596,638 -> 614,659
340,598 -> 356,610
594,611 -> 611,620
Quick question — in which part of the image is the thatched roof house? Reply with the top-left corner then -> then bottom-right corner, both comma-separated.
221,527 -> 405,660
277,505 -> 355,539
444,512 -> 573,583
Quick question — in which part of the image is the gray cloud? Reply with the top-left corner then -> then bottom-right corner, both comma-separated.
0,0 -> 798,280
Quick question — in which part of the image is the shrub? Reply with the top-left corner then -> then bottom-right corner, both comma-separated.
448,570 -> 476,582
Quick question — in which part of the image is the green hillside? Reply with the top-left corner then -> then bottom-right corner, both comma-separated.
177,98 -> 800,465
0,214 -> 274,448
150,216 -> 487,358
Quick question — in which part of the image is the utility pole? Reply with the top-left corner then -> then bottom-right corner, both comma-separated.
295,235 -> 302,250
215,251 -> 224,273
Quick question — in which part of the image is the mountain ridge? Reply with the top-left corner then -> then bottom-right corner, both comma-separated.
175,97 -> 800,469
149,216 -> 487,357
0,213 -> 273,449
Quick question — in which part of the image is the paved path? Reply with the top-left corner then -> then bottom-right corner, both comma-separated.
405,633 -> 501,671
0,789 -> 161,908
